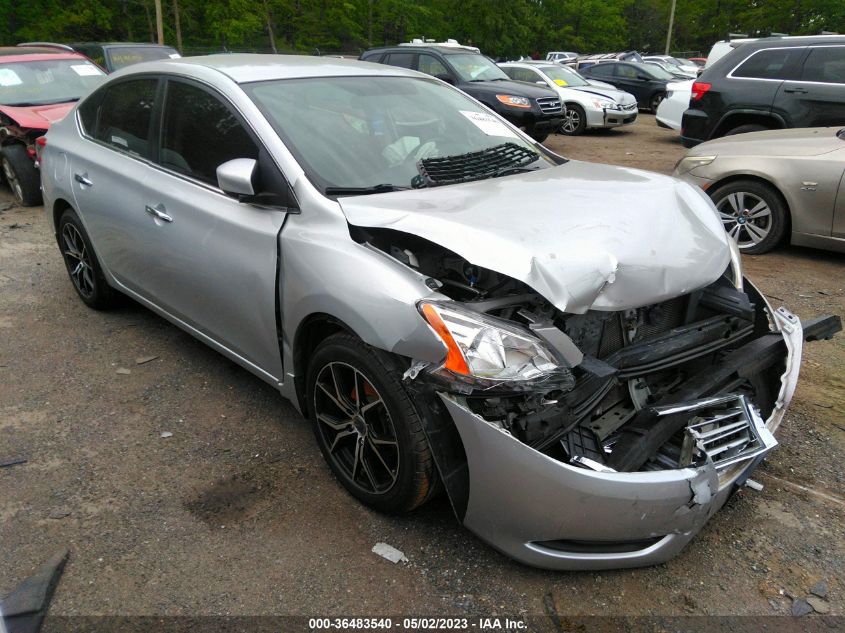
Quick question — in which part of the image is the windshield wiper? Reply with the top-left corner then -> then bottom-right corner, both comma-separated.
324,184 -> 410,196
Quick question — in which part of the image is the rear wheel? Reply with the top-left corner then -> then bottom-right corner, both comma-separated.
649,92 -> 665,113
307,333 -> 437,514
708,179 -> 788,254
1,144 -> 42,206
58,208 -> 117,309
560,104 -> 587,135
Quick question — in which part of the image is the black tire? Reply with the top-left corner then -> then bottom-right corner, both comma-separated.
529,131 -> 549,143
1,144 -> 42,206
649,92 -> 665,113
306,333 -> 437,514
708,179 -> 788,254
58,208 -> 117,309
560,104 -> 587,135
724,123 -> 768,137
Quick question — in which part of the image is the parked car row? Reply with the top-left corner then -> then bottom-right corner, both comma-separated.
36,52 -> 840,572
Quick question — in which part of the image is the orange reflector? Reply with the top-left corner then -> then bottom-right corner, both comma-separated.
421,304 -> 470,375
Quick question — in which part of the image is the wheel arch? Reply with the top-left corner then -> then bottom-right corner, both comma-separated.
52,197 -> 74,234
712,111 -> 784,139
707,174 -> 792,244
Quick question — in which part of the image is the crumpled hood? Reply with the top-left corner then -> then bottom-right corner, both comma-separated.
339,161 -> 731,314
0,103 -> 74,130
569,85 -> 637,105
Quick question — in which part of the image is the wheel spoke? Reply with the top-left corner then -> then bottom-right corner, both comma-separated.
317,381 -> 354,417
316,412 -> 351,431
360,452 -> 379,489
745,223 -> 767,244
330,364 -> 357,413
328,429 -> 356,453
351,438 -> 363,482
367,437 -> 397,483
727,224 -> 742,240
747,201 -> 770,219
718,211 -> 736,224
360,396 -> 384,415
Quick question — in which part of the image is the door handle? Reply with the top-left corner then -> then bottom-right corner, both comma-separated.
74,172 -> 93,187
145,204 -> 173,223
784,87 -> 808,94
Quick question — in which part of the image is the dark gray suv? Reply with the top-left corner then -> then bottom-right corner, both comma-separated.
682,36 -> 845,146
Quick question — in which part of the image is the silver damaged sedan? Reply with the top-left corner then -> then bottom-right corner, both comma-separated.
40,55 -> 841,570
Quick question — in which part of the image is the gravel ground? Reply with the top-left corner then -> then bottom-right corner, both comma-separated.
1,114 -> 843,621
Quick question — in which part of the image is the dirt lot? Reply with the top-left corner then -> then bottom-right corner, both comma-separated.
1,114 -> 843,622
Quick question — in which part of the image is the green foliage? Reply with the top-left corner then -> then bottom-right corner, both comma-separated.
3,0 -> 844,57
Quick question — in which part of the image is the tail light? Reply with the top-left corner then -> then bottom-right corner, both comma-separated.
34,135 -> 47,162
691,81 -> 711,102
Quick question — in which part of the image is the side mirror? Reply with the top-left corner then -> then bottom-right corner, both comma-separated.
217,158 -> 257,197
536,80 -> 547,85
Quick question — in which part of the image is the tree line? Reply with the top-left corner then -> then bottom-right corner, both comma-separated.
2,0 -> 844,59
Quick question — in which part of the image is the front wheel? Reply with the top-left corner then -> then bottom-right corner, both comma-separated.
708,179 -> 788,254
560,104 -> 587,135
307,333 -> 437,514
1,144 -> 42,206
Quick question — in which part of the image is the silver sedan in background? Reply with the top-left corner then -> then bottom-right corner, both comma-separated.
675,127 -> 845,254
40,55 -> 839,570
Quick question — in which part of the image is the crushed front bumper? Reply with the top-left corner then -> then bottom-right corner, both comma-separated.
435,309 -> 826,570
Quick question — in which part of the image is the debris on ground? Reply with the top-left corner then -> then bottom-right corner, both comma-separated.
791,597 -> 813,616
160,431 -> 173,438
372,542 -> 408,564
810,581 -> 829,599
806,595 -> 831,614
115,367 -> 131,375
135,355 -> 159,365
0,548 -> 69,633
745,478 -> 764,491
48,508 -> 71,520
0,456 -> 27,468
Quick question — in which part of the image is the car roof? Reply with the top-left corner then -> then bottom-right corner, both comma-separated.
76,42 -> 178,48
114,53 -> 420,83
0,46 -> 89,61
739,34 -> 845,49
364,45 -> 478,55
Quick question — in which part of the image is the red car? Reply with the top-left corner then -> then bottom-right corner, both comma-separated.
0,46 -> 106,205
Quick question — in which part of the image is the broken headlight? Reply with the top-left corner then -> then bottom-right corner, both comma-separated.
419,301 -> 559,381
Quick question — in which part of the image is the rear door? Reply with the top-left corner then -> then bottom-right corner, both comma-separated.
776,45 -> 845,128
136,78 -> 287,381
729,46 -> 805,122
70,76 -> 163,292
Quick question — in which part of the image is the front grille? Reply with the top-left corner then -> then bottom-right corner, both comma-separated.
536,97 -> 562,114
648,394 -> 777,471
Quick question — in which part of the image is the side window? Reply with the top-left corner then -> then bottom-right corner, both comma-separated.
77,90 -> 102,136
418,54 -> 449,78
94,79 -> 158,158
384,52 -> 415,69
801,46 -> 845,84
589,63 -> 614,77
160,80 -> 258,186
615,64 -> 639,79
509,68 -> 539,83
732,48 -> 804,80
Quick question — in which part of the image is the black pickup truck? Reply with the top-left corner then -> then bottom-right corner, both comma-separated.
361,44 -> 564,142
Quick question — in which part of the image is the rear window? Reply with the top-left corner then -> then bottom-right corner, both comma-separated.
732,48 -> 804,80
801,46 -> 845,84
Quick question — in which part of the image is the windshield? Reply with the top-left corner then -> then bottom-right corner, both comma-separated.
447,53 -> 510,82
108,46 -> 179,70
642,64 -> 675,80
671,57 -> 691,67
0,58 -> 106,106
537,65 -> 589,87
244,76 -> 555,193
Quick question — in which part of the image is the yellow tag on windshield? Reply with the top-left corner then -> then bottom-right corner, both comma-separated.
553,79 -> 568,86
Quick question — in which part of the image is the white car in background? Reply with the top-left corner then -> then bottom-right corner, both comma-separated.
500,61 -> 638,135
656,79 -> 693,131
643,55 -> 699,77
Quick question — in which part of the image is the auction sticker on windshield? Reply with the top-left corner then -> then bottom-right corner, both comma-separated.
460,110 -> 518,138
0,68 -> 22,86
71,64 -> 102,76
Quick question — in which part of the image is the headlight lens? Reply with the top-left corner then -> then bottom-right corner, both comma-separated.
419,302 -> 559,381
591,98 -> 615,109
496,94 -> 532,108
674,155 -> 716,175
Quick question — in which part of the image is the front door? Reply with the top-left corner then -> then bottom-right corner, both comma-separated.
775,45 -> 845,128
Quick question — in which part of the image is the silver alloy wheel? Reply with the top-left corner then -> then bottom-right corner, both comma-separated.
715,191 -> 772,249
61,223 -> 96,298
313,361 -> 400,494
1,157 -> 23,203
561,109 -> 581,133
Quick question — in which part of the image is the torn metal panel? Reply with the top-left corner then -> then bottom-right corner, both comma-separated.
339,160 -> 731,314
